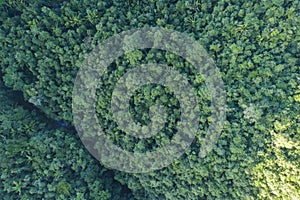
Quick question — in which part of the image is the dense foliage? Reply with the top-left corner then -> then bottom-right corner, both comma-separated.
0,0 -> 299,199
0,81 -> 133,199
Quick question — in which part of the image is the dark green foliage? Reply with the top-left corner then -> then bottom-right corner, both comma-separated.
0,0 -> 299,199
0,81 -> 133,199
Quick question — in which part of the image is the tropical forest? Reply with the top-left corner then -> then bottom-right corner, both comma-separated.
0,0 -> 299,199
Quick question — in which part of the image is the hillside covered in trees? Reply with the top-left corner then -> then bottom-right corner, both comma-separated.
0,0 -> 299,199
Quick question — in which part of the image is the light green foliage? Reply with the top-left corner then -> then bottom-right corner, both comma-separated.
242,104 -> 262,123
0,0 -> 299,199
251,79 -> 300,199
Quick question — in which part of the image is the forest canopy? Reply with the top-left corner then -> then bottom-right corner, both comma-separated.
0,0 -> 299,199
